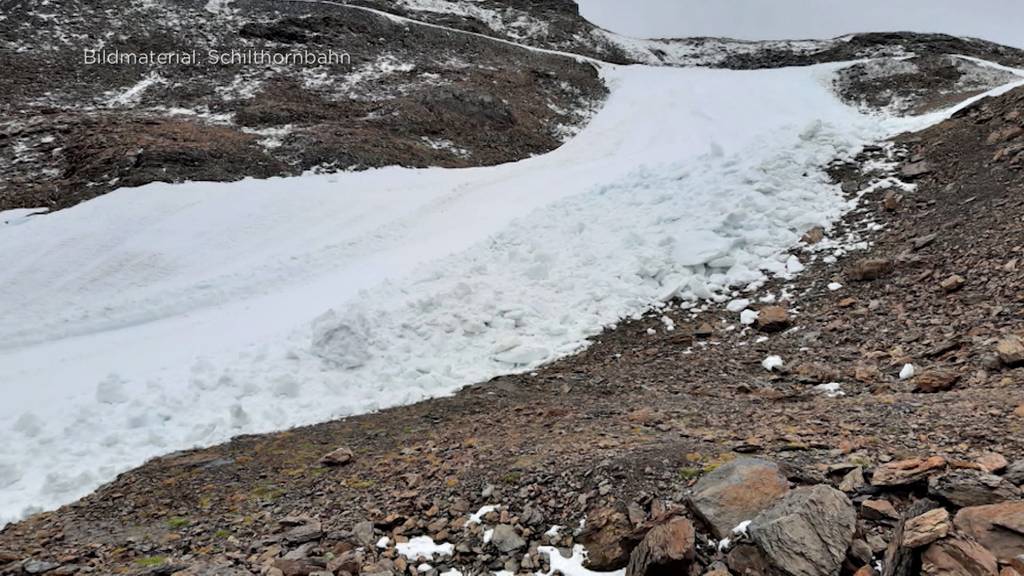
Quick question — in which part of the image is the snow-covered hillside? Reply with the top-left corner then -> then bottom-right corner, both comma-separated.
2,58 -> 1021,524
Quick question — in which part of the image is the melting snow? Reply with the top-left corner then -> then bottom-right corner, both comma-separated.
396,536 -> 454,560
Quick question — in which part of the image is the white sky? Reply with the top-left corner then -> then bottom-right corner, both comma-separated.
575,0 -> 1024,49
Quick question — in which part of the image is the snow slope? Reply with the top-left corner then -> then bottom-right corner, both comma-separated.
2,62 -> 1015,523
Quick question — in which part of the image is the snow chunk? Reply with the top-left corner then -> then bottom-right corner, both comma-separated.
537,545 -> 624,576
813,383 -> 845,398
396,536 -> 454,560
740,309 -> 759,325
726,299 -> 751,312
468,505 -> 497,525
899,364 -> 916,380
762,355 -> 784,371
827,282 -> 844,291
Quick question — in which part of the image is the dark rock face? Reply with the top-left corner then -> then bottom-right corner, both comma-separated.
928,470 -> 1022,508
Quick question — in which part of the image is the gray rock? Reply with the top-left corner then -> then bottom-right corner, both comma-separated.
928,469 -> 1022,508
749,485 -> 856,576
353,521 -> 376,548
23,561 -> 61,574
284,520 -> 323,544
490,524 -> 526,553
1006,460 -> 1024,486
687,457 -> 790,539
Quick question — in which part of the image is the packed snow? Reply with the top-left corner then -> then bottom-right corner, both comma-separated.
2,60 -> 1021,524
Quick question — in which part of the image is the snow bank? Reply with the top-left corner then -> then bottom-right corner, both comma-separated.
0,62 -> 990,523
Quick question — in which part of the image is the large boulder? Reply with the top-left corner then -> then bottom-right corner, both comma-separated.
954,501 -> 1024,562
928,469 -> 1022,507
747,485 -> 857,576
579,503 -> 641,570
687,457 -> 791,539
624,517 -> 696,576
921,534 -> 998,576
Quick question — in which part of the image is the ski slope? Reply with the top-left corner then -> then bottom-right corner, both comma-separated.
1,62 -> 1013,523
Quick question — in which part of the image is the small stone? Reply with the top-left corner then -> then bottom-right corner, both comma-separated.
903,508 -> 951,548
624,517 -> 696,576
353,521 -> 376,548
883,191 -> 902,211
802,226 -> 825,245
940,274 -> 966,293
321,447 -> 354,466
694,323 -> 714,338
849,259 -> 893,281
871,456 -> 946,486
838,467 -> 866,493
756,306 -> 790,333
913,370 -> 960,393
23,561 -> 61,574
997,336 -> 1024,367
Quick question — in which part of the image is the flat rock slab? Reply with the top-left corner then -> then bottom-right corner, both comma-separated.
687,457 -> 790,539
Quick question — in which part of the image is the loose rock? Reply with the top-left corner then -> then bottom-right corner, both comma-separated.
849,259 -> 894,281
921,534 -> 998,576
871,456 -> 947,486
321,447 -> 354,466
929,469 -> 1022,507
903,508 -> 951,548
756,306 -> 791,333
997,336 -> 1024,367
624,517 -> 696,576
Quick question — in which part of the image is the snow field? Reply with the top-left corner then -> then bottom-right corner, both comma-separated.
1,62 -> 1013,524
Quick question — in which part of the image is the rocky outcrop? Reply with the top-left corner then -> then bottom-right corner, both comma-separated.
954,502 -> 1024,562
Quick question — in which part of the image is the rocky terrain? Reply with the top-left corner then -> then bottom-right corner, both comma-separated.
3,34 -> 1024,576
5,2 -> 1024,576
5,0 -> 1024,213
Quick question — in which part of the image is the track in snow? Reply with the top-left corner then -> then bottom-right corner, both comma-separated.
2,62 -> 1018,524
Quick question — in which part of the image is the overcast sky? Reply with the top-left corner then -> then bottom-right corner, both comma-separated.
575,0 -> 1024,49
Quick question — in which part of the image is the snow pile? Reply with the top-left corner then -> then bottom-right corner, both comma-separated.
0,62 -> 1012,524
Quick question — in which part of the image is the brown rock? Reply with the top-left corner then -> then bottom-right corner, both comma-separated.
687,457 -> 790,539
903,508 -> 951,548
883,191 -> 901,211
871,456 -> 947,486
580,504 -> 640,571
913,370 -> 961,393
849,259 -> 894,281
862,499 -> 899,521
320,447 -> 354,466
977,453 -> 1008,474
756,306 -> 791,333
921,534 -> 998,576
884,499 -> 943,576
624,517 -> 696,576
839,467 -> 866,493
997,336 -> 1024,367
802,226 -> 826,245
954,501 -> 1024,562
694,323 -> 714,339
929,469 -> 1022,507
855,567 -> 876,576
1016,405 -> 1024,419
941,274 -> 966,293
